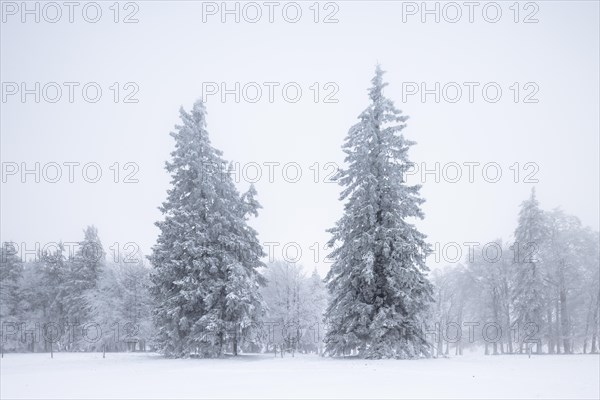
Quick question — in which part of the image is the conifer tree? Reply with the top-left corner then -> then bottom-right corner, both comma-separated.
150,100 -> 264,358
512,188 -> 548,353
324,66 -> 433,359
65,226 -> 105,327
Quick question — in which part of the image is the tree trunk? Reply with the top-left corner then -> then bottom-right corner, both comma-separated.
218,331 -> 224,357
591,300 -> 599,354
559,285 -> 570,354
233,327 -> 238,356
506,320 -> 513,354
492,296 -> 500,355
547,308 -> 555,354
555,298 -> 561,354
437,322 -> 444,358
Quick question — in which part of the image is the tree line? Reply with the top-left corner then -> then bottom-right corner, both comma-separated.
0,234 -> 326,355
430,190 -> 599,357
0,227 -> 153,353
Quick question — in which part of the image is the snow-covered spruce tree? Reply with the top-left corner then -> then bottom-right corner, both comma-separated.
39,242 -> 70,350
512,187 -> 548,353
65,226 -> 105,327
150,100 -> 264,358
324,66 -> 434,359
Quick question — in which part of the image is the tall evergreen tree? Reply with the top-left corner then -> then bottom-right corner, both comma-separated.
39,242 -> 70,350
65,226 -> 105,327
512,188 -> 548,353
150,100 -> 264,358
324,66 -> 433,359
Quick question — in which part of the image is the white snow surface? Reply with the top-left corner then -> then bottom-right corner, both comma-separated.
1,352 -> 598,399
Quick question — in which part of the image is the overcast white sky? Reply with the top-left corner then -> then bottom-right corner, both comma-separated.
1,1 -> 598,276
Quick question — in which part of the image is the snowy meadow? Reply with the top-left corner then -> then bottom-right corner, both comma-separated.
2,352 -> 599,399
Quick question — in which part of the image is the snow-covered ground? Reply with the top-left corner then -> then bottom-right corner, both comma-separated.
1,352 -> 598,399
